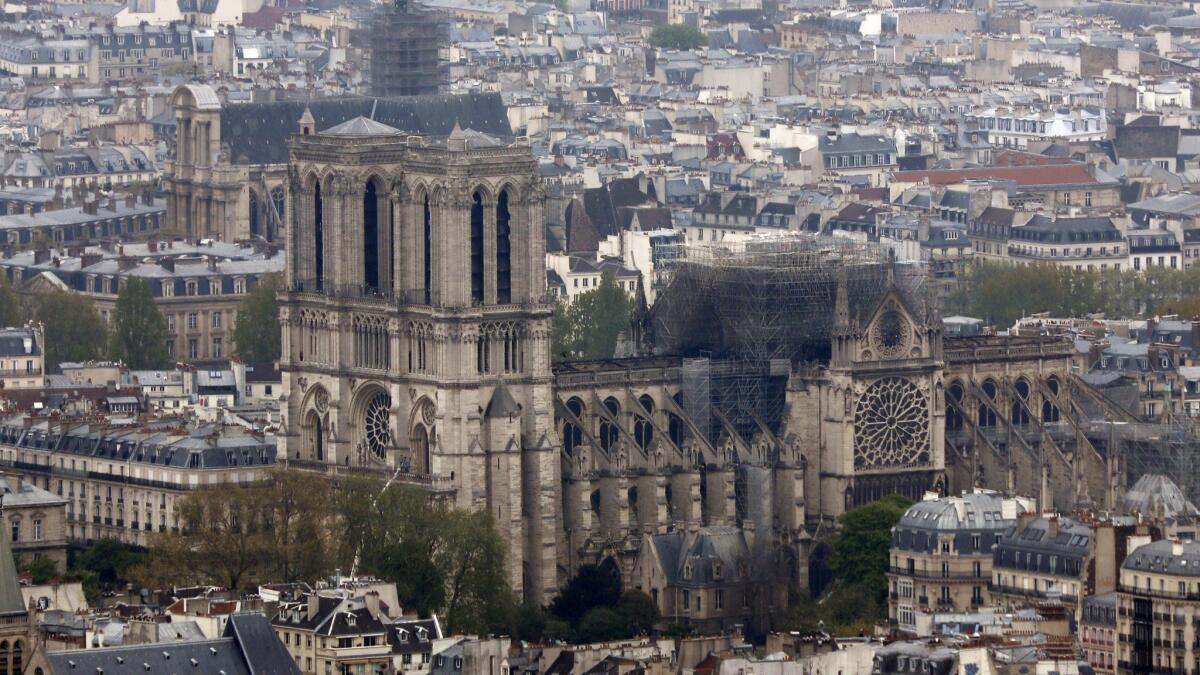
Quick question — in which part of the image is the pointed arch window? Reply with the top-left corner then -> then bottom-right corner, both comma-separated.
496,190 -> 512,304
313,181 -> 324,289
471,192 -> 485,304
364,181 -> 380,291
423,194 -> 432,305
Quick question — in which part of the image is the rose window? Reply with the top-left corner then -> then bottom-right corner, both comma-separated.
871,310 -> 911,359
853,377 -> 930,469
363,391 -> 392,459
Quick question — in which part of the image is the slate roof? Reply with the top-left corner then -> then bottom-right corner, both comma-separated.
0,328 -> 39,358
893,491 -> 1020,554
485,381 -> 520,418
220,93 -> 512,165
1123,539 -> 1200,577
320,116 -> 403,136
1115,125 -> 1181,161
45,614 -> 299,675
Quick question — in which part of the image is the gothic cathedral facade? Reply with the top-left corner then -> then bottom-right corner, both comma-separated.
278,116 -> 561,603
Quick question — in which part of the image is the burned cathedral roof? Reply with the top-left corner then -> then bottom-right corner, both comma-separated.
220,93 -> 513,165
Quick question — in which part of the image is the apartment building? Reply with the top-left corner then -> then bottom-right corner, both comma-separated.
888,490 -> 1034,635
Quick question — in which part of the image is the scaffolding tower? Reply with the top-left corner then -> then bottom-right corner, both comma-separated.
651,233 -> 928,441
368,0 -> 443,97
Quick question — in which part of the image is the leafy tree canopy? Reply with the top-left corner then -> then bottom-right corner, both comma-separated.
648,24 -> 706,50
949,260 -> 1200,327
549,560 -> 623,627
33,291 -> 107,370
828,494 -> 912,606
0,276 -> 22,328
110,276 -> 171,369
551,272 -> 634,361
232,273 -> 282,364
575,607 -> 627,643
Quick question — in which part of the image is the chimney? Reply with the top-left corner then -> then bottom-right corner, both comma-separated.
142,191 -> 153,206
118,256 -> 137,272
125,194 -> 136,208
1147,318 -> 1158,343
160,258 -> 175,273
207,257 -> 217,272
106,196 -> 117,212
306,593 -> 320,620
148,239 -> 158,253
80,253 -> 103,268
364,591 -> 381,620
1046,514 -> 1059,539
33,249 -> 50,265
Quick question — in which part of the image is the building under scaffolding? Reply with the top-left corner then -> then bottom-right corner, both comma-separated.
368,0 -> 443,97
650,233 -> 928,442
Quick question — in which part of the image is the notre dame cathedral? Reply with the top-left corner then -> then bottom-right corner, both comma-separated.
258,90 -> 1120,607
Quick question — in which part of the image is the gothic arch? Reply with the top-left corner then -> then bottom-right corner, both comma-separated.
563,396 -> 585,456
248,187 -> 262,239
470,183 -> 496,205
495,188 -> 513,304
634,393 -> 655,451
946,380 -> 965,432
1012,377 -> 1031,425
978,379 -> 998,428
351,383 -> 393,466
408,396 -> 437,475
299,384 -> 332,461
470,189 -> 487,304
362,174 -> 390,292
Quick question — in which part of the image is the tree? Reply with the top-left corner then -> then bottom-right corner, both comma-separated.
549,560 -> 623,626
617,590 -> 660,635
828,494 -> 911,608
110,277 -> 170,369
232,273 -> 282,363
74,538 -> 144,586
575,607 -> 627,643
515,604 -> 571,644
262,468 -> 331,582
33,291 -> 107,370
334,477 -> 517,635
140,483 -> 272,590
552,272 -> 634,360
0,276 -> 22,328
1156,295 -> 1200,318
20,554 -> 58,585
648,24 -> 706,50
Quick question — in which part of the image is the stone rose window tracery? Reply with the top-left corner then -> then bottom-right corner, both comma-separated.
853,377 -> 930,469
871,310 -> 911,359
364,391 -> 392,459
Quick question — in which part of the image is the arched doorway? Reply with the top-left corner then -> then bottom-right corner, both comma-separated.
304,409 -> 325,461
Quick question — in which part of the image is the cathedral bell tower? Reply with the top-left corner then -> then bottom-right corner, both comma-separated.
278,117 -> 560,603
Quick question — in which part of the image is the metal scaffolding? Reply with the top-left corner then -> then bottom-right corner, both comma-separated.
651,233 -> 928,440
368,0 -> 443,97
